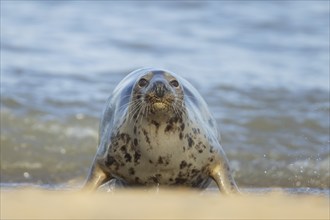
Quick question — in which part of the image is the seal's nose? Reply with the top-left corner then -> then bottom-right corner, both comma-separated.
154,81 -> 167,98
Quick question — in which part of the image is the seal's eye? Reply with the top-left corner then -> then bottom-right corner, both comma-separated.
138,78 -> 148,87
170,80 -> 179,88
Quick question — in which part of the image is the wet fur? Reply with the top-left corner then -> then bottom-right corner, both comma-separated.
84,68 -> 239,194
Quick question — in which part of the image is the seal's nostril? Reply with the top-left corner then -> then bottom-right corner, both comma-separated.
154,82 -> 166,98
156,87 -> 164,98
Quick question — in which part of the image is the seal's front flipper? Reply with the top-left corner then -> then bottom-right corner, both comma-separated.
83,161 -> 112,192
210,160 -> 240,194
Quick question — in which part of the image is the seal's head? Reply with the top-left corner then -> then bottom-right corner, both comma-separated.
131,70 -> 184,116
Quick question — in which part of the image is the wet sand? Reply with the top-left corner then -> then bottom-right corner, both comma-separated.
1,188 -> 329,219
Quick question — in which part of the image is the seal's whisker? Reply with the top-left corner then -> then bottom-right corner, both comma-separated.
125,106 -> 139,123
172,104 -> 180,118
134,102 -> 145,123
125,100 -> 141,122
118,100 -> 139,113
127,101 -> 144,124
134,104 -> 145,125
171,98 -> 186,119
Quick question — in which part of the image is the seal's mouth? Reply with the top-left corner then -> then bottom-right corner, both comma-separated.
150,98 -> 172,110
146,95 -> 174,113
153,101 -> 167,110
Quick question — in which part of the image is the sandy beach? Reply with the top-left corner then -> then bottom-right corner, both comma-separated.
1,188 -> 329,219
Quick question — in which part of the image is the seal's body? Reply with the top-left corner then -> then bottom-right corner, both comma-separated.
84,68 -> 239,194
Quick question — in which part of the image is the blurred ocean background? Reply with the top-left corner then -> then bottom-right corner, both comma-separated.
1,1 -> 329,193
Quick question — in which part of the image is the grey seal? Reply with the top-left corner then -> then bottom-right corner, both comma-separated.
84,68 -> 239,194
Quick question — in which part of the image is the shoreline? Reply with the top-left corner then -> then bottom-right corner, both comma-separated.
1,183 -> 329,196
